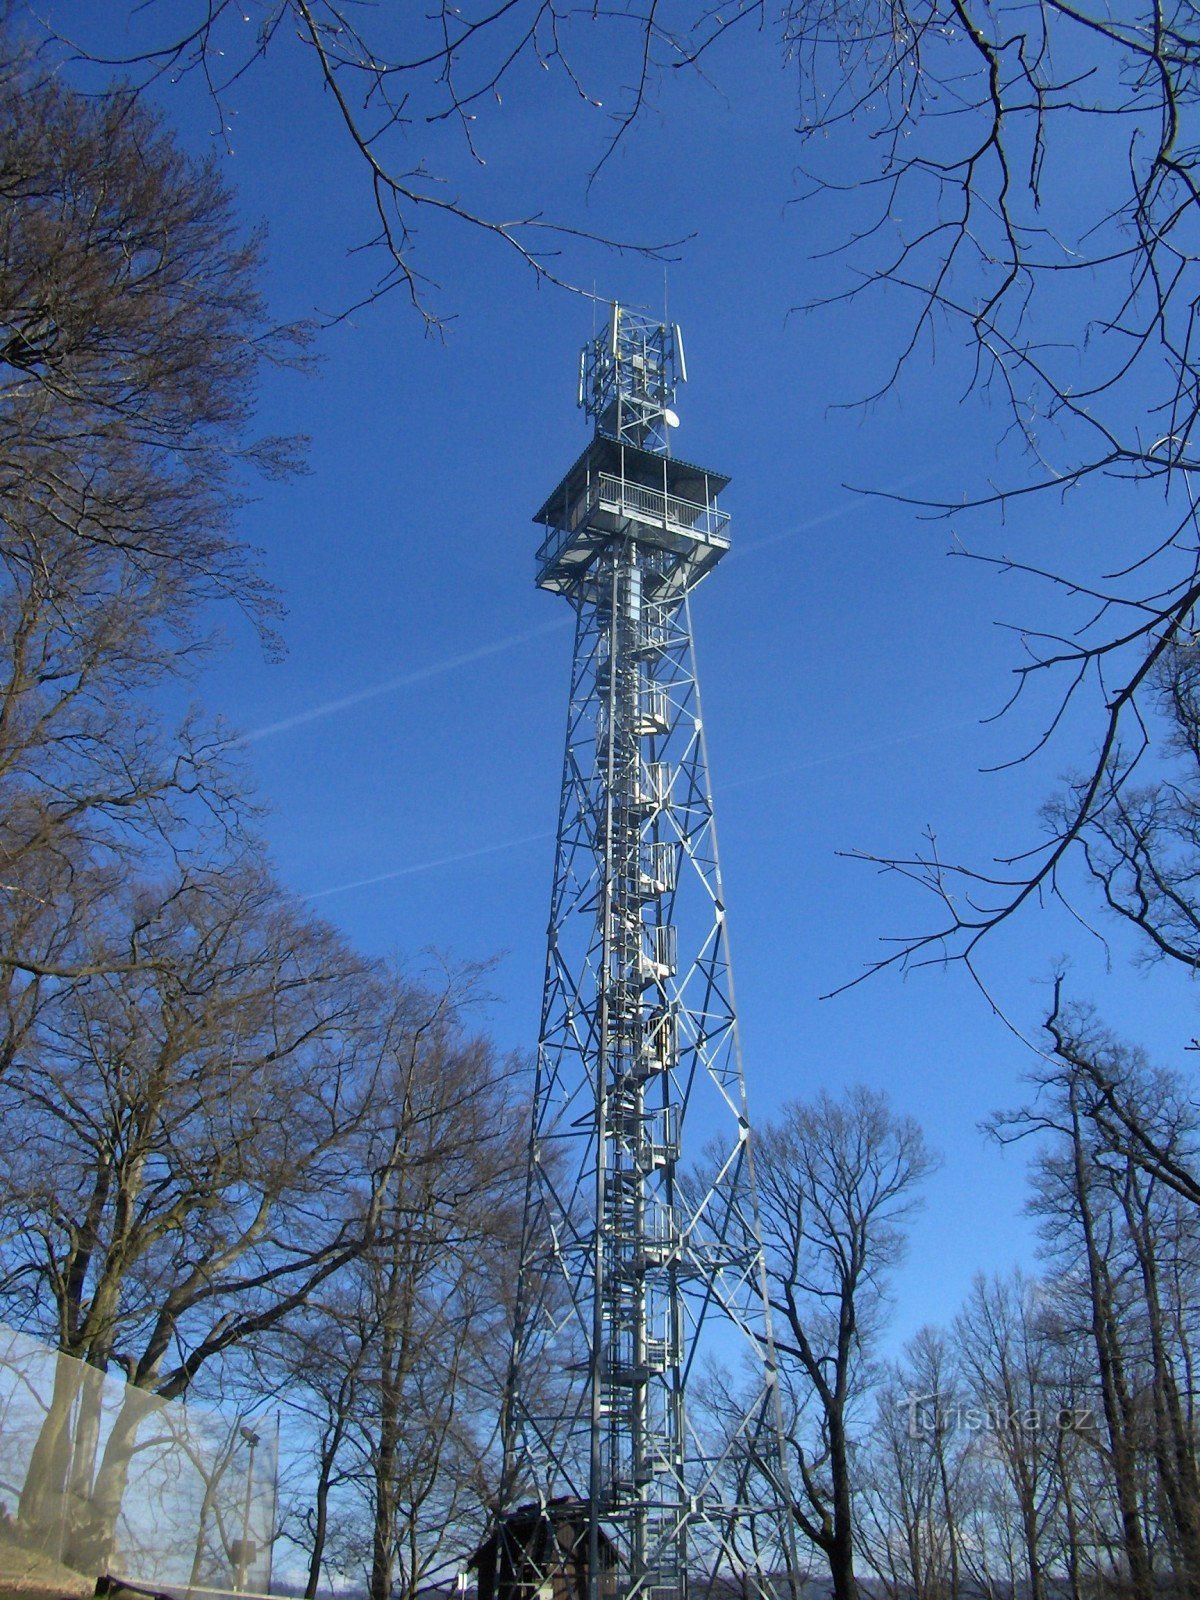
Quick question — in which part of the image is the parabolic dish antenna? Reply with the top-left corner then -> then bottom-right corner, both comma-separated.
663,407 -> 680,428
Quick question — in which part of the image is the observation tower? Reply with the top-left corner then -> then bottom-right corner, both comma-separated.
501,306 -> 796,1600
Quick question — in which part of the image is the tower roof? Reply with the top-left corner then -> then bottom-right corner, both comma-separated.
532,434 -> 730,532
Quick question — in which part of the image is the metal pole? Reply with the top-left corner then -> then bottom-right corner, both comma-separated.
236,1425 -> 260,1594
268,1411 -> 280,1596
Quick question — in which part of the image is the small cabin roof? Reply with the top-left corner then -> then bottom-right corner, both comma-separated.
468,1501 -> 617,1570
532,434 -> 731,530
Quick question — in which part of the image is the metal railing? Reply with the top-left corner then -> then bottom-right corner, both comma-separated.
537,474 -> 730,573
596,474 -> 729,540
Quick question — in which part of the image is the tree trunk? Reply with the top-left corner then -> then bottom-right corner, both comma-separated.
370,1305 -> 400,1600
64,1381 -> 159,1575
1068,1094 -> 1153,1600
934,1421 -> 960,1600
829,1412 -> 858,1600
305,1428 -> 342,1600
18,1350 -> 83,1556
1120,1170 -> 1200,1599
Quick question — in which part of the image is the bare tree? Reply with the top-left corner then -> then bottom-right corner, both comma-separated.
952,1271 -> 1074,1600
751,1086 -> 938,1600
0,40 -> 307,1006
272,988 -> 526,1600
1004,1022 -> 1200,1598
857,1328 -> 968,1600
0,858 -> 400,1572
1042,994 -> 1200,1214
32,2 -> 691,323
1054,644 -> 1200,976
0,39 -> 299,661
0,31 -> 551,1594
274,1302 -> 371,1597
356,1019 -> 523,1600
751,0 -> 1200,985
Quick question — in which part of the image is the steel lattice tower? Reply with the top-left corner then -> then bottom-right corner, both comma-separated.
501,306 -> 796,1600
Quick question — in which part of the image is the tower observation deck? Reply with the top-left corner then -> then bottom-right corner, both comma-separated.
501,307 -> 796,1600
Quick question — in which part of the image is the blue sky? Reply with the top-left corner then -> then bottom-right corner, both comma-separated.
37,3 -> 1195,1351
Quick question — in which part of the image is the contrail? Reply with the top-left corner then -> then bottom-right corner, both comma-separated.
723,716 -> 980,792
306,830 -> 555,901
238,618 -> 569,745
292,472 -> 956,900
240,476 -> 932,747
308,717 -> 977,902
737,469 -> 938,558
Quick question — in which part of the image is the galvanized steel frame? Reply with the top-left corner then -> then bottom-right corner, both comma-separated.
502,308 -> 797,1600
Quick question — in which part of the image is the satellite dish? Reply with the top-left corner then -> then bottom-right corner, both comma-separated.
663,407 -> 680,428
